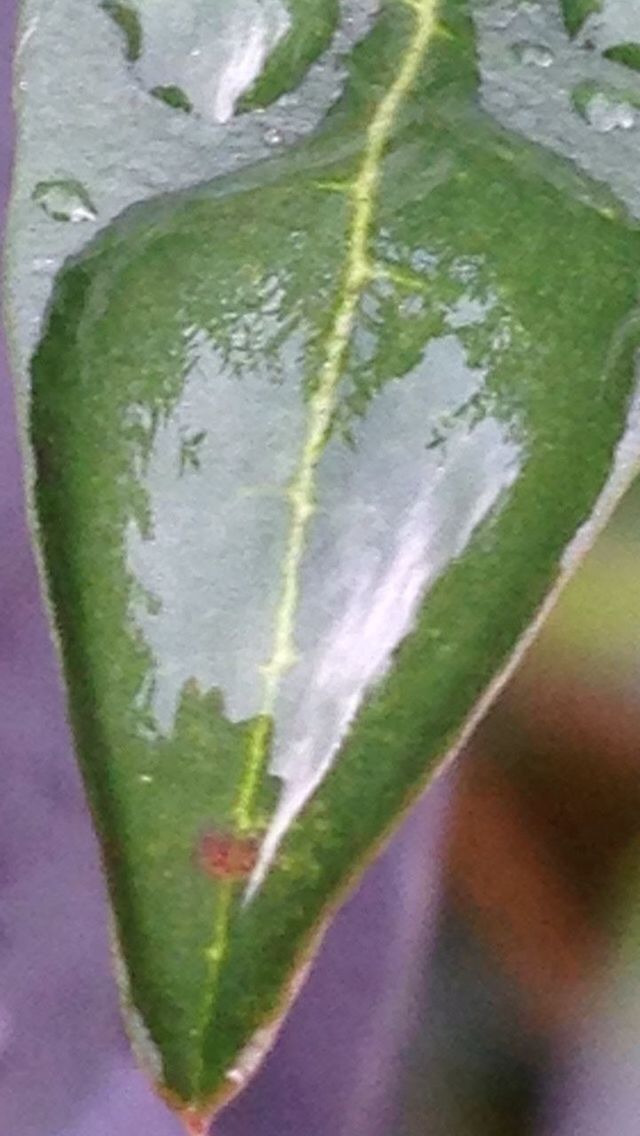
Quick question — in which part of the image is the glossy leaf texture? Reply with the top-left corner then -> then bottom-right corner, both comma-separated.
560,0 -> 602,38
239,0 -> 340,109
17,0 -> 640,1121
100,0 -> 330,122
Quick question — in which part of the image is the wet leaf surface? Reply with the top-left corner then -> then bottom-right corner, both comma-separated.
8,0 -> 640,1121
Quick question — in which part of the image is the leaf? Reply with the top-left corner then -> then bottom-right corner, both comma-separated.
100,0 -> 318,123
603,43 -> 640,73
101,2 -> 143,63
560,0 -> 603,38
10,0 -> 640,1124
239,0 -> 340,109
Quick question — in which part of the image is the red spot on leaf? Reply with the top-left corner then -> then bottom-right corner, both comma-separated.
180,1106 -> 212,1136
197,830 -> 259,881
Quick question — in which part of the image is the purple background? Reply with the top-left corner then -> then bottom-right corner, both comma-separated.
0,6 -> 447,1134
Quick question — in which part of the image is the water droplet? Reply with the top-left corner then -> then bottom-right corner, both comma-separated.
572,82 -> 638,132
603,43 -> 640,74
150,84 -> 192,113
399,294 -> 426,319
101,1 -> 142,62
589,96 -> 636,131
16,15 -> 39,59
410,248 -> 437,273
512,41 -> 554,67
263,125 -> 284,146
560,0 -> 601,38
109,2 -> 287,124
138,773 -> 154,784
224,1023 -> 279,1089
32,179 -> 97,223
226,1067 -> 245,1087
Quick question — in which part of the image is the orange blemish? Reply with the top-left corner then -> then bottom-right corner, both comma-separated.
197,830 -> 259,882
179,1106 -> 212,1136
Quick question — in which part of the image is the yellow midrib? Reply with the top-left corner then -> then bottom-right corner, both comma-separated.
195,0 -> 441,1095
236,0 -> 441,833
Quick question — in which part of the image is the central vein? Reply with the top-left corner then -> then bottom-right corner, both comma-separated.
235,0 -> 440,834
196,0 -> 441,1092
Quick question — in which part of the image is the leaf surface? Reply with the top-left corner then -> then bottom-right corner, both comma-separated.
560,0 -> 602,37
100,0 -> 325,121
239,0 -> 340,109
9,0 -> 640,1120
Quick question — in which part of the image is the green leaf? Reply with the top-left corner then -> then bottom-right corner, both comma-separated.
560,0 -> 603,37
150,84 -> 193,114
239,0 -> 340,110
10,0 -> 640,1124
603,43 -> 640,73
101,1 -> 143,63
99,0 -> 317,122
571,78 -> 640,121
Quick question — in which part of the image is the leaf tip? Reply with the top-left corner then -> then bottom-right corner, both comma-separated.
179,1106 -> 213,1136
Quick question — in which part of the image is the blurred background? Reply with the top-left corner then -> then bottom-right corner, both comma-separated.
4,2 -> 640,1135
